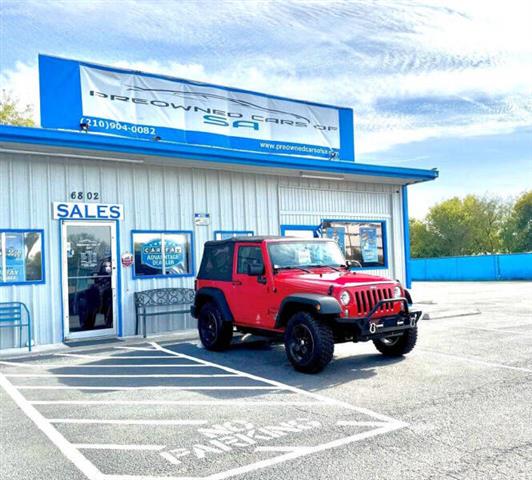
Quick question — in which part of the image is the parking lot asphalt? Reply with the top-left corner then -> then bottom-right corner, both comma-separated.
1,281 -> 531,480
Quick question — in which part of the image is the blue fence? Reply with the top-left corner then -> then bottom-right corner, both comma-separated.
410,253 -> 532,281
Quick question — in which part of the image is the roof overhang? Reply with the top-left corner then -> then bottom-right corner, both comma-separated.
0,125 -> 438,185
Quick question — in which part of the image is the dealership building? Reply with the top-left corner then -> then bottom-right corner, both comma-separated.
0,55 -> 437,350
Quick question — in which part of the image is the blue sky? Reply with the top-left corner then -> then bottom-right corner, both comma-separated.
1,0 -> 531,217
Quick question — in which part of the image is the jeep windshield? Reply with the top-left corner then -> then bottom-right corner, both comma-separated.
268,240 -> 346,271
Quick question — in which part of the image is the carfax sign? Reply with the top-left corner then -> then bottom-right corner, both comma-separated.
39,55 -> 355,161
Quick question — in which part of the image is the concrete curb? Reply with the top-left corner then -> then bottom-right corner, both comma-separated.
423,309 -> 481,320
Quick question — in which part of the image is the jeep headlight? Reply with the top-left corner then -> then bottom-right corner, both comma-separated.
393,285 -> 402,298
340,290 -> 351,305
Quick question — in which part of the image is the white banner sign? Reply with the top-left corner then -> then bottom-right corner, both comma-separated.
39,55 -> 355,160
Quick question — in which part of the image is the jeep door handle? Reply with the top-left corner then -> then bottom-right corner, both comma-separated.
232,280 -> 242,286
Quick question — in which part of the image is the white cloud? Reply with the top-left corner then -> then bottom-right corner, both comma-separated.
1,0 -> 531,153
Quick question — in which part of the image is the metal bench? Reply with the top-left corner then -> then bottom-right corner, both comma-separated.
0,302 -> 32,352
134,288 -> 195,338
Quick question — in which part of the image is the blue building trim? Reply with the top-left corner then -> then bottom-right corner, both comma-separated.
280,225 -> 320,237
320,218 -> 389,270
131,229 -> 195,279
116,221 -> 123,337
0,125 -> 439,183
58,221 -> 65,341
402,185 -> 412,288
0,229 -> 46,286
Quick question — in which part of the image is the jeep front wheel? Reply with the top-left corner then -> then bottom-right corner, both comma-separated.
284,311 -> 334,373
198,302 -> 233,351
373,327 -> 417,356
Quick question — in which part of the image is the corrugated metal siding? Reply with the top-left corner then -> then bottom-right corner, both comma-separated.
278,179 -> 405,281
0,152 -> 280,348
0,151 -> 406,349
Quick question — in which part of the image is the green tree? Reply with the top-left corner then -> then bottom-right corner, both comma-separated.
501,191 -> 532,253
409,218 -> 438,257
0,90 -> 34,127
410,194 -> 508,258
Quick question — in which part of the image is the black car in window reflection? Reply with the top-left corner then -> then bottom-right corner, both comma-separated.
68,256 -> 113,331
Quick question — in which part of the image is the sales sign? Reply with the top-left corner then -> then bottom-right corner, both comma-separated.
52,202 -> 124,220
39,55 -> 355,161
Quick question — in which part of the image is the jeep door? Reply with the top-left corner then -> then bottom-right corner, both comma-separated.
226,243 -> 270,326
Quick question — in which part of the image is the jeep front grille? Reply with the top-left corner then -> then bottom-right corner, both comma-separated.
353,287 -> 397,316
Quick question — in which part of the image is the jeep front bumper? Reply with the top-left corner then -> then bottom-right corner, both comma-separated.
334,298 -> 422,341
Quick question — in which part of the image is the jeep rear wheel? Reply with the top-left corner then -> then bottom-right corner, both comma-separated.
284,311 -> 334,373
198,302 -> 233,351
373,327 -> 418,356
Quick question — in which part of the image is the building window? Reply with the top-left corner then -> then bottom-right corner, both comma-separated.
132,231 -> 194,278
0,230 -> 45,285
321,220 -> 387,268
280,225 -> 319,239
214,230 -> 254,240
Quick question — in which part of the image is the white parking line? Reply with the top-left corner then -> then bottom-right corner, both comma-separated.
55,353 -> 183,359
5,373 -> 238,378
336,421 -> 391,427
49,419 -> 208,425
0,361 -> 207,368
114,346 -> 159,351
1,342 -> 408,480
17,385 -> 283,391
417,349 -> 532,373
151,342 -> 403,423
0,373 -> 102,480
458,325 -> 532,335
74,444 -> 165,451
30,400 -> 330,406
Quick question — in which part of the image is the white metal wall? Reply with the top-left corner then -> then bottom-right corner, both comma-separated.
0,150 -> 405,349
278,177 -> 406,281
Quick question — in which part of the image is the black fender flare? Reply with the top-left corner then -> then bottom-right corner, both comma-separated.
404,288 -> 413,305
193,287 -> 234,323
275,293 -> 342,328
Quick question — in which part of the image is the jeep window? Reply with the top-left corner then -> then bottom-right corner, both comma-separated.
237,246 -> 264,274
268,241 -> 345,269
198,243 -> 234,281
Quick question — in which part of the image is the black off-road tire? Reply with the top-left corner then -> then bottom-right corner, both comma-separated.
284,311 -> 334,373
373,327 -> 418,356
198,302 -> 233,351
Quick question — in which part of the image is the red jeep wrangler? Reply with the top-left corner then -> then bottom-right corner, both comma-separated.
192,236 -> 421,373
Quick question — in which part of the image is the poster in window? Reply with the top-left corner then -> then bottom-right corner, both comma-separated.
140,237 -> 187,274
360,227 -> 378,263
164,236 -> 188,274
326,226 -> 345,252
5,233 -> 25,282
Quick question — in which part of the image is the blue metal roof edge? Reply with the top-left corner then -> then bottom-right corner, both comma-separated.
0,125 -> 438,182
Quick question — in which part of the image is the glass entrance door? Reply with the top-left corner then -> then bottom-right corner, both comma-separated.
61,221 -> 117,339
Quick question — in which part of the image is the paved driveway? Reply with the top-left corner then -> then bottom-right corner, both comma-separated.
1,281 -> 531,480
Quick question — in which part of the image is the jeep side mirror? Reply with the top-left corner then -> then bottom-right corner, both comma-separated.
247,264 -> 265,276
